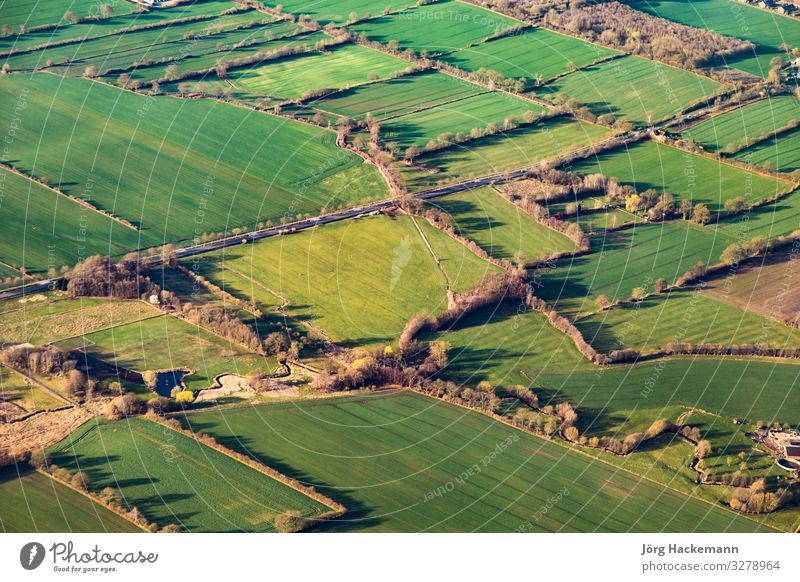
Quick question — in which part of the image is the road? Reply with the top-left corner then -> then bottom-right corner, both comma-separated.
0,95 -> 758,302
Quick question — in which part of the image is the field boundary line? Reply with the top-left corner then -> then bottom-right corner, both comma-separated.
410,389 -> 783,532
146,414 -> 347,521
35,467 -> 151,532
408,215 -> 453,291
0,162 -> 140,232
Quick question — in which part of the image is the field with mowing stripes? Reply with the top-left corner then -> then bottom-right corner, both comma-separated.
49,418 -> 328,532
186,215 -> 497,347
736,128 -> 800,173
536,55 -> 721,125
0,0 -> 139,33
440,27 -> 618,85
682,96 -> 800,153
311,70 -> 484,119
262,0 -> 416,24
350,0 -> 518,55
536,220 -> 730,315
1,0 -> 236,54
180,390 -> 773,532
429,187 -> 576,261
575,290 -> 800,354
0,168 -> 144,274
569,140 -> 789,210
427,303 -> 800,437
229,43 -> 410,100
404,117 -> 611,191
4,9 -> 278,74
0,468 -> 141,533
376,91 -> 546,149
0,74 -> 387,246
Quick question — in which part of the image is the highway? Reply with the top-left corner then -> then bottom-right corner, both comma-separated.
0,95 -> 756,302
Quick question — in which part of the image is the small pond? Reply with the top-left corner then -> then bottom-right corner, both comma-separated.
154,370 -> 188,397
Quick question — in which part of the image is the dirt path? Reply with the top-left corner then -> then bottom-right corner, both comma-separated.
409,215 -> 452,292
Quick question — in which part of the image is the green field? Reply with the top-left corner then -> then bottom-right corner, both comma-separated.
575,289 -> 800,354
736,127 -> 800,173
180,390 -> 773,532
54,314 -> 275,392
713,189 -> 800,240
701,246 -> 800,324
536,55 -> 722,125
376,91 -> 546,149
682,96 -> 800,153
0,468 -> 141,533
627,0 -> 800,78
230,42 -> 409,100
570,140 -> 789,210
429,187 -> 576,261
311,70 -> 484,119
5,9 -> 281,75
350,0 -> 518,55
0,295 -> 160,345
440,27 -> 618,85
428,303 -> 800,435
263,0 -> 415,24
0,0 -> 235,54
186,214 -> 497,347
0,74 -> 388,247
536,220 -> 731,315
0,0 -> 138,33
0,364 -> 63,417
49,418 -> 328,532
404,116 -> 611,191
0,168 -> 145,274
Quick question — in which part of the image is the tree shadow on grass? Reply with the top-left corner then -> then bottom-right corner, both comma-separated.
172,422 -> 385,532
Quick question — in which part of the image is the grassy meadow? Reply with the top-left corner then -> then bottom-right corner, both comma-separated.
682,95 -> 800,152
5,9 -> 278,74
700,246 -> 800,325
404,116 -> 611,191
0,468 -> 141,533
0,365 -> 64,418
376,91 -> 546,149
49,418 -> 328,532
186,214 -> 497,346
1,0 -> 236,54
736,128 -> 800,173
440,26 -> 618,84
54,314 -> 275,392
181,390 -> 773,532
569,140 -> 790,210
350,0 -> 518,55
427,302 -> 800,434
575,289 -> 800,354
536,55 -> 722,125
0,0 -> 138,33
536,220 -> 730,315
0,295 -> 160,346
230,43 -> 410,100
0,168 -> 144,274
429,187 -> 577,262
0,74 -> 388,247
311,70 -> 484,119
262,0 -> 416,24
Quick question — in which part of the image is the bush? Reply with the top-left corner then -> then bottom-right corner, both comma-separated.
274,510 -> 308,533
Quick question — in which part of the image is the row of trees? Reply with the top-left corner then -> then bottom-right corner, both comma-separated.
543,2 -> 755,70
